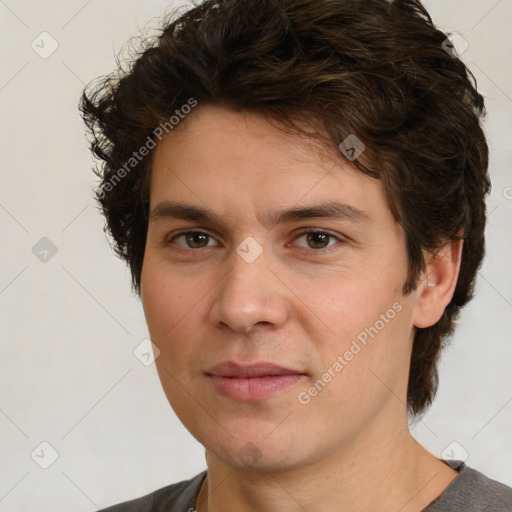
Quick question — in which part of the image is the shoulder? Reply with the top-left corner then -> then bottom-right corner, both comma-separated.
425,462 -> 512,511
96,471 -> 207,512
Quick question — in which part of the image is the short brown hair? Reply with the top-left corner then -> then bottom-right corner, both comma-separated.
80,0 -> 490,416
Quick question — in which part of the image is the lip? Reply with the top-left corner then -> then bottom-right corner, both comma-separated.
206,361 -> 306,401
208,361 -> 302,378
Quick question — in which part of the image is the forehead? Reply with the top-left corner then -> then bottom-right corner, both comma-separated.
152,104 -> 339,174
149,104 -> 388,226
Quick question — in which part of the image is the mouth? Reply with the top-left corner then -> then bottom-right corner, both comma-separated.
206,361 -> 307,401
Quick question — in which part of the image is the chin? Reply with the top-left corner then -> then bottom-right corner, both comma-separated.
216,447 -> 306,472
202,429 -> 316,472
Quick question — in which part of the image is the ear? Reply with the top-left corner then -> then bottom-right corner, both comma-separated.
412,239 -> 464,329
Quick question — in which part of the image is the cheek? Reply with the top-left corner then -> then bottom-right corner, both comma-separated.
299,263 -> 405,341
141,259 -> 191,365
141,260 -> 208,419
296,299 -> 413,437
142,256 -> 194,336
141,256 -> 217,379
299,264 -> 412,389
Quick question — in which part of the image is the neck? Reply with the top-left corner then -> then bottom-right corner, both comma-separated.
196,417 -> 457,512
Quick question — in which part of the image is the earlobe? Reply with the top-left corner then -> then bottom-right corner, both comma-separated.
413,239 -> 464,329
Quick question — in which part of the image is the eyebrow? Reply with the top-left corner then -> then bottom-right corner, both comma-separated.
149,200 -> 372,229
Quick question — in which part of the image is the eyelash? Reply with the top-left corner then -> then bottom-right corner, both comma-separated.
166,229 -> 344,253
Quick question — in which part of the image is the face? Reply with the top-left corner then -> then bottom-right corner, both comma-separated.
141,105 -> 421,471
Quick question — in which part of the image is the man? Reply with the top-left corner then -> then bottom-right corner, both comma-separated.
80,0 -> 512,510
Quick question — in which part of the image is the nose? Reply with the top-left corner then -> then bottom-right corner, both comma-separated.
209,245 -> 289,334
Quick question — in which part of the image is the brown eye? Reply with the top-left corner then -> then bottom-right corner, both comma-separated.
294,230 -> 340,250
305,232 -> 330,249
170,231 -> 217,249
185,232 -> 209,248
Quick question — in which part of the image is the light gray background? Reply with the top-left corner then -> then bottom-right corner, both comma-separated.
0,1 -> 511,510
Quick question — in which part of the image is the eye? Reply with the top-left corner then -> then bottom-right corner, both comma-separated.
168,230 -> 218,249
166,229 -> 343,252
292,230 -> 343,250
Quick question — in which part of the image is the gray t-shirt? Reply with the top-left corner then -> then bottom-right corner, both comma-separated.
98,462 -> 512,511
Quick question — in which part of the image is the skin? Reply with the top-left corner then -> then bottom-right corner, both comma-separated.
141,104 -> 463,512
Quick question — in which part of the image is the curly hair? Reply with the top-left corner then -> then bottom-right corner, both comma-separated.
80,0 -> 490,416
